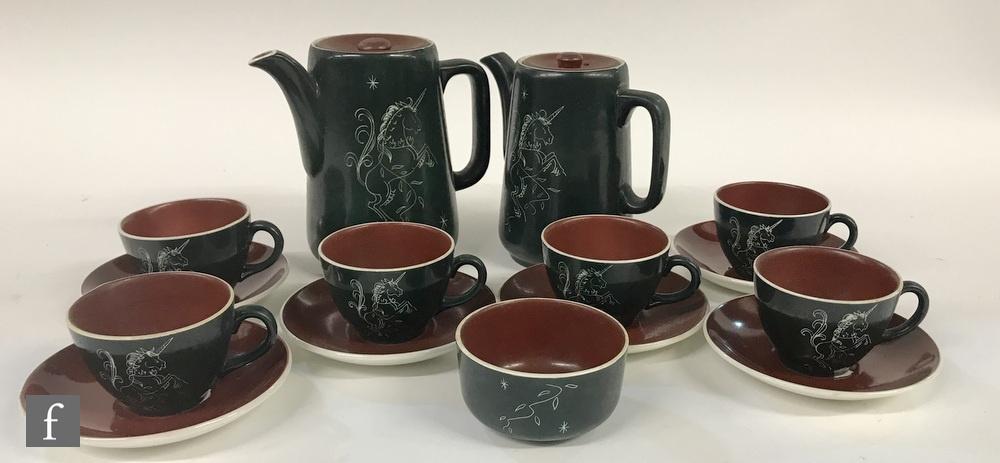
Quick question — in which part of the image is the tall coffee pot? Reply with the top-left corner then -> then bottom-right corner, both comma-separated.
251,34 -> 490,259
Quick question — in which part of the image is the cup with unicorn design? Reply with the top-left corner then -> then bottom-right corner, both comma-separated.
119,198 -> 284,286
753,246 -> 930,376
714,181 -> 858,279
318,222 -> 487,343
541,215 -> 701,326
67,272 -> 278,416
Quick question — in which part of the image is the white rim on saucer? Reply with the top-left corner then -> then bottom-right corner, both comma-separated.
698,266 -> 754,293
701,305 -> 940,400
235,251 -> 289,307
627,314 -> 705,354
278,280 -> 463,366
22,338 -> 293,448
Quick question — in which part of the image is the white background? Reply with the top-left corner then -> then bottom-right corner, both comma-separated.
2,0 -> 998,461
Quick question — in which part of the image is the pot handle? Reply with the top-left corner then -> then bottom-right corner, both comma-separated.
221,305 -> 278,375
616,89 -> 670,214
440,59 -> 491,191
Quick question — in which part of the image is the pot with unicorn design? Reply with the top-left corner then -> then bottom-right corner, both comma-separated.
714,181 -> 859,278
482,51 -> 672,265
250,34 -> 491,260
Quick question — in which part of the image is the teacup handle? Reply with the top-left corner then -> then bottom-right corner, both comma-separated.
241,220 -> 285,280
440,254 -> 488,309
440,59 -> 491,191
826,213 -> 859,250
616,89 -> 670,214
647,255 -> 702,307
221,305 -> 278,375
881,281 -> 930,342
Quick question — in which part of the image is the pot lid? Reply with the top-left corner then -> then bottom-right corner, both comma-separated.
312,33 -> 433,53
520,52 -> 624,71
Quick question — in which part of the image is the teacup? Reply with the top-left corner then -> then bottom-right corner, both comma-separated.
753,246 -> 929,377
319,222 -> 487,343
714,181 -> 858,278
541,215 -> 701,326
119,198 -> 284,286
67,272 -> 278,416
456,298 -> 628,441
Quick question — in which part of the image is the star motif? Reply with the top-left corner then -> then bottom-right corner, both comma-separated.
500,379 -> 509,390
558,421 -> 569,433
366,76 -> 379,90
521,91 -> 528,99
439,215 -> 449,228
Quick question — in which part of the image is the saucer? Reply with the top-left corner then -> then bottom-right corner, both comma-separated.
281,274 -> 496,366
20,323 -> 291,448
704,295 -> 940,400
81,242 -> 288,306
499,264 -> 708,353
674,221 -> 851,293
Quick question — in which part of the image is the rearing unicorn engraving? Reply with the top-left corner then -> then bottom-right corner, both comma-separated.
348,273 -> 418,334
346,89 -> 437,221
557,262 -> 619,306
505,106 -> 566,229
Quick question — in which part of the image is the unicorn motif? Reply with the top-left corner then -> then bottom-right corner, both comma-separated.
557,262 -> 619,306
727,217 -> 782,268
96,338 -> 187,403
346,89 -> 437,221
499,382 -> 578,434
137,240 -> 191,273
800,305 -> 877,369
505,106 -> 566,229
348,273 -> 418,334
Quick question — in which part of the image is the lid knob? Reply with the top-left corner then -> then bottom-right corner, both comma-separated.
556,52 -> 584,69
358,37 -> 392,51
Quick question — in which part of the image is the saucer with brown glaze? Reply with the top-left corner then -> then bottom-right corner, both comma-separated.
81,242 -> 288,306
704,295 -> 940,400
499,264 -> 708,353
281,274 -> 496,366
20,323 -> 291,448
674,221 -> 851,293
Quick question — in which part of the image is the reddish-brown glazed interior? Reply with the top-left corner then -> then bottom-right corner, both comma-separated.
69,273 -> 232,336
459,299 -> 626,374
313,33 -> 431,53
522,52 -> 623,71
321,222 -> 451,269
716,182 -> 830,215
755,247 -> 900,300
543,215 -> 668,261
120,198 -> 246,238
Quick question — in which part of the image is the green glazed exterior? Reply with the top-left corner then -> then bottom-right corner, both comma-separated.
457,347 -> 625,441
482,53 -> 671,265
252,35 -> 490,260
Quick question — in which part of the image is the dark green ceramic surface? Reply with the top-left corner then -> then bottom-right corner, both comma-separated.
755,276 -> 929,377
714,202 -> 857,279
542,247 -> 700,326
120,219 -> 284,286
70,305 -> 277,416
482,52 -> 671,265
458,351 -> 624,441
323,254 -> 486,343
251,34 -> 490,260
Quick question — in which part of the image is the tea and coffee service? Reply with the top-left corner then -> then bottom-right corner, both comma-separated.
280,222 -> 497,366
674,181 -> 859,292
82,198 -> 290,305
500,215 -> 709,353
20,32 -> 940,447
704,246 -> 938,400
